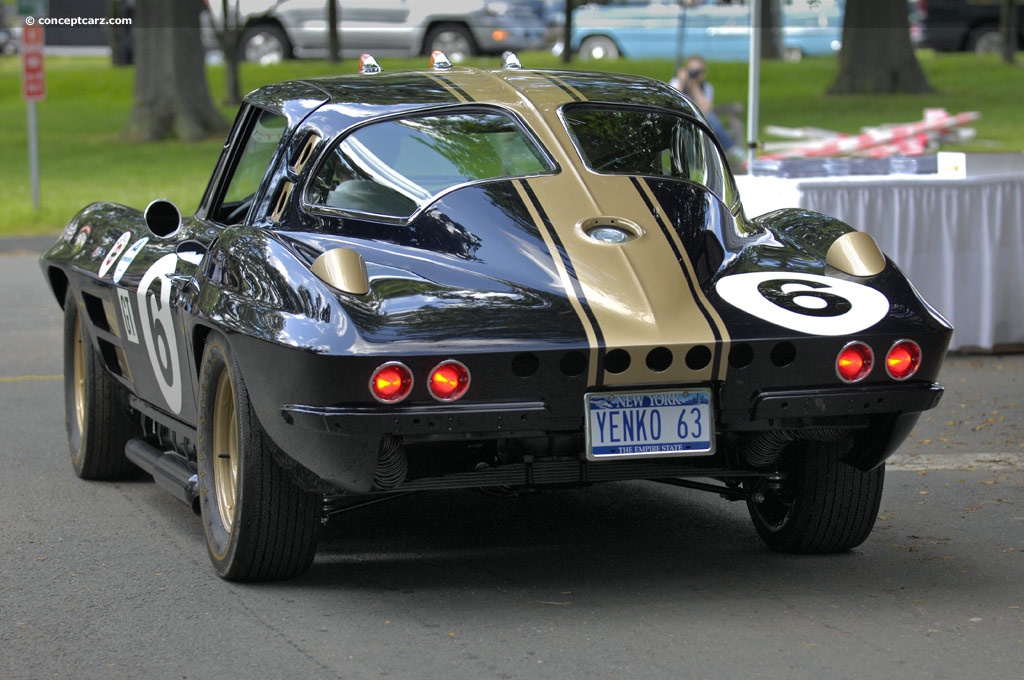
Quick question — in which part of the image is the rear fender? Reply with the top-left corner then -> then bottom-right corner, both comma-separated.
846,411 -> 923,471
196,226 -> 357,351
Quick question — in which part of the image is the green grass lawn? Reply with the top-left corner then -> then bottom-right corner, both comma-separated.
1,50 -> 1022,237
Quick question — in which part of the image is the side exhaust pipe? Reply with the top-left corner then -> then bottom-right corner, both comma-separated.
125,438 -> 200,515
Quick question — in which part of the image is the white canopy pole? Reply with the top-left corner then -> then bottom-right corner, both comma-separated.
746,0 -> 762,168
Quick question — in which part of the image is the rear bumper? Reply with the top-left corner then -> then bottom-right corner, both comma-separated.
749,382 -> 944,422
282,399 -> 578,439
276,381 -> 944,491
284,381 -> 944,439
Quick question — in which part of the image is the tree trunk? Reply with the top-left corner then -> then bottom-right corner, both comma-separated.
327,0 -> 340,63
1001,0 -> 1019,64
107,0 -> 133,66
219,0 -> 243,106
561,0 -> 574,63
125,0 -> 228,142
828,0 -> 932,95
759,0 -> 784,61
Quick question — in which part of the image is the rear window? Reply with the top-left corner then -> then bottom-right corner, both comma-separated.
561,104 -> 736,205
307,109 -> 555,220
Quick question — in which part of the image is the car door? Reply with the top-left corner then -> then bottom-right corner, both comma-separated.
109,104 -> 291,427
107,212 -> 207,426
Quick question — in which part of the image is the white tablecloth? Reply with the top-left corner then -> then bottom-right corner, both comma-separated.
735,172 -> 1024,351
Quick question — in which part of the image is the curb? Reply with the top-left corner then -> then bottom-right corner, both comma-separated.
888,452 -> 1024,471
0,235 -> 58,255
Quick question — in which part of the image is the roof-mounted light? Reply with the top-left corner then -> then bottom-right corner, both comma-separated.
502,51 -> 522,69
358,53 -> 381,74
430,51 -> 452,70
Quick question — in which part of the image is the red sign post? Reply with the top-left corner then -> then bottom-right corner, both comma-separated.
22,23 -> 45,210
21,24 -> 46,101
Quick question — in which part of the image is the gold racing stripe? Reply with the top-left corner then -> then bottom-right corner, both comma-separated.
513,181 -> 602,386
633,177 -> 731,379
424,73 -> 471,102
449,69 -> 726,385
524,173 -> 720,386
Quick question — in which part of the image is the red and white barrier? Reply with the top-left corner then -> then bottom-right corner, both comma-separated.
760,109 -> 980,160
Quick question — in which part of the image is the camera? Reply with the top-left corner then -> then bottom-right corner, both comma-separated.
688,68 -> 704,79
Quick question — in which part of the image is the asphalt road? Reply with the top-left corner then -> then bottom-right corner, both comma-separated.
2,239 -> 1022,679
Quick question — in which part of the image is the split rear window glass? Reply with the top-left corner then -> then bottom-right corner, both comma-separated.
561,104 -> 735,205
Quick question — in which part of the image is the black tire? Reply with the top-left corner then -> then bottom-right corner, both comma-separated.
579,35 -> 620,60
240,23 -> 292,64
424,23 -> 476,63
197,334 -> 320,582
747,438 -> 884,554
966,26 -> 1002,54
63,290 -> 138,480
783,46 -> 804,62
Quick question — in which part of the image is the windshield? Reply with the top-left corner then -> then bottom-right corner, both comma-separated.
307,109 -> 555,220
561,104 -> 736,206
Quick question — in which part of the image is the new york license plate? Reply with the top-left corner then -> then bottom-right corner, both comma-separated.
585,388 -> 714,460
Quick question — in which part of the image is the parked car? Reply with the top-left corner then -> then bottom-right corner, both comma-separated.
571,0 -> 842,61
205,0 -> 548,64
0,24 -> 18,55
40,53 -> 952,581
915,0 -> 1023,54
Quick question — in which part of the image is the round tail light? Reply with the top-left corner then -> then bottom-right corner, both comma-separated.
428,360 -> 470,402
886,340 -> 922,380
370,362 -> 413,403
836,342 -> 873,383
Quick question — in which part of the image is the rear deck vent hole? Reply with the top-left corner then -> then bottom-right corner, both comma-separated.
770,342 -> 796,367
645,347 -> 673,372
685,345 -> 712,371
728,343 -> 754,368
511,352 -> 540,378
604,349 -> 631,374
559,351 -> 588,377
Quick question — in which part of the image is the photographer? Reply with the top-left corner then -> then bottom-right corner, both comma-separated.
670,56 -> 742,163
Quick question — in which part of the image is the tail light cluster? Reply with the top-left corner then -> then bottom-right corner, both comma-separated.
370,360 -> 470,404
836,340 -> 922,384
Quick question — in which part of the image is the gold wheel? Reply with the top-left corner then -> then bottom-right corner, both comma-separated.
212,368 -> 239,533
197,335 -> 321,580
62,290 -> 137,479
72,310 -> 87,453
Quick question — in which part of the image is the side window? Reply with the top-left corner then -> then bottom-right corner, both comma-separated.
306,109 -> 554,220
211,109 -> 288,224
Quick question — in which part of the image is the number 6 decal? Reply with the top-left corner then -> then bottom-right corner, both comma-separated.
715,272 -> 889,336
137,253 -> 183,414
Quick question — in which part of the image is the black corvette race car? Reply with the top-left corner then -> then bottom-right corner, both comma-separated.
40,53 -> 953,581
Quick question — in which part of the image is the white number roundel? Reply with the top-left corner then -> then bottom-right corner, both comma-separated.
137,253 -> 183,414
715,272 -> 890,336
98,231 -> 132,278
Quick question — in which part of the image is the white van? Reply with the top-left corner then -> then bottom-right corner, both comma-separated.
206,0 -> 548,64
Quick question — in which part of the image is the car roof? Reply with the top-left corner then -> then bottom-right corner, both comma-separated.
244,65 -> 704,124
